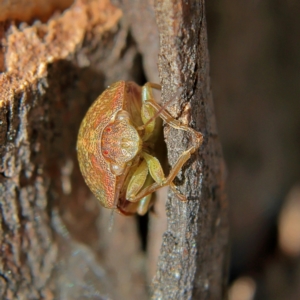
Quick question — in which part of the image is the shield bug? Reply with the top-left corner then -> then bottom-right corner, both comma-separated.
77,81 -> 203,215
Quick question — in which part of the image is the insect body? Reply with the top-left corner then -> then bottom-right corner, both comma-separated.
77,81 -> 203,215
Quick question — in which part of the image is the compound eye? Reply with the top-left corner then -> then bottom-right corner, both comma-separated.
105,127 -> 112,132
111,163 -> 125,176
116,110 -> 130,121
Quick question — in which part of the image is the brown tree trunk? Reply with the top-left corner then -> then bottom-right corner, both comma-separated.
150,2 -> 228,299
0,0 -> 228,299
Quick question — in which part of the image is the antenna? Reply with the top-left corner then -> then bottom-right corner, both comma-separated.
108,164 -> 131,231
108,209 -> 115,232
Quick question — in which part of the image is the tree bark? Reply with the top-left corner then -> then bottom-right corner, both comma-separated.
150,1 -> 228,299
0,1 -> 146,299
0,0 -> 228,299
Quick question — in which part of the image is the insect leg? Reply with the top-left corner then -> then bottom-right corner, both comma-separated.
136,83 -> 161,138
141,152 -> 166,185
145,99 -> 203,153
126,160 -> 148,200
129,147 -> 192,202
130,98 -> 203,203
136,194 -> 153,216
128,174 -> 155,215
127,152 -> 166,202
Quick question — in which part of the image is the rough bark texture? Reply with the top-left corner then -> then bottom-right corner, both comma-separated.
0,1 -> 147,299
0,0 -> 228,299
151,2 -> 228,299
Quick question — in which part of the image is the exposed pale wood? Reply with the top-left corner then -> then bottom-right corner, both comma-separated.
0,0 -> 73,22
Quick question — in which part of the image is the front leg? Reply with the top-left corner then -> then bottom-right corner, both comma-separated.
138,83 -> 162,141
126,160 -> 148,200
130,87 -> 203,203
128,151 -> 187,203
